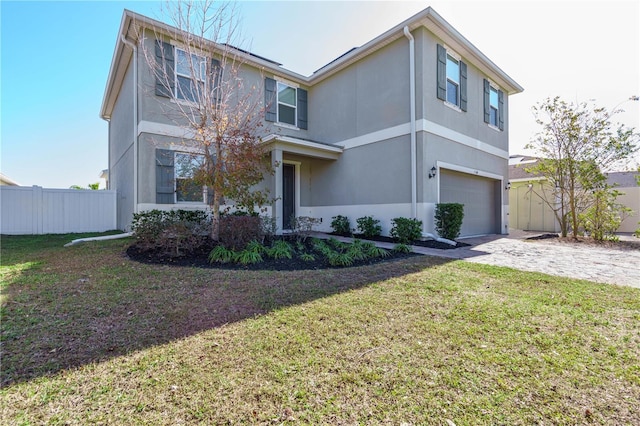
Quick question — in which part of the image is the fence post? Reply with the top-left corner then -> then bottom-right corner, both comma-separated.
30,185 -> 43,234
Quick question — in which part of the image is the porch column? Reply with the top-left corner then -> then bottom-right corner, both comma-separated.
272,148 -> 283,234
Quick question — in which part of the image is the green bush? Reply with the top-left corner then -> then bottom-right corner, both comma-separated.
131,209 -> 210,256
390,217 -> 422,244
580,189 -> 629,242
434,203 -> 464,240
268,240 -> 293,259
290,216 -> 321,243
330,215 -> 351,235
393,243 -> 411,253
233,249 -> 263,265
355,216 -> 382,238
208,245 -> 235,264
218,215 -> 263,251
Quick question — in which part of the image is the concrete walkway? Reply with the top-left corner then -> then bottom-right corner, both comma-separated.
316,231 -> 640,288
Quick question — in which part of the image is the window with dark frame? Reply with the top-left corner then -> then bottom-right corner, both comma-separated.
175,48 -> 206,102
446,55 -> 460,106
489,86 -> 499,127
175,152 -> 205,203
277,82 -> 297,126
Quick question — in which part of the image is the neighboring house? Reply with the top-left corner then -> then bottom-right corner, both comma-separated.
100,169 -> 109,190
101,7 -> 523,237
0,173 -> 20,186
508,155 -> 639,233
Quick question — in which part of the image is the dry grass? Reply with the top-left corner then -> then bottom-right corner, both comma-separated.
1,234 -> 639,425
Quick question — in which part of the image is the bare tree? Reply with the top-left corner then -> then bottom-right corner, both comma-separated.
525,97 -> 639,238
139,0 -> 274,241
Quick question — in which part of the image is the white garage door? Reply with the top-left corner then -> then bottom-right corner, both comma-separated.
439,169 -> 501,237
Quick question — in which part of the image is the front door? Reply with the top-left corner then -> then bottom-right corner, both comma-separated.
282,163 -> 295,230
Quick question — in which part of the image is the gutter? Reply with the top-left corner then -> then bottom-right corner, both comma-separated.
120,34 -> 139,214
423,232 -> 457,246
64,232 -> 133,247
403,26 -> 417,220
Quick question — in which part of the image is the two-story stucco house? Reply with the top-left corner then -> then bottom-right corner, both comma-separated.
101,7 -> 523,237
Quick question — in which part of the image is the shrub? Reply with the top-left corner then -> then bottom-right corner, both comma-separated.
208,245 -> 235,264
131,209 -> 210,256
290,216 -> 321,243
234,249 -> 263,265
260,215 -> 278,243
361,241 -> 389,258
268,240 -> 293,259
434,203 -> 464,240
346,243 -> 367,261
218,215 -> 263,251
330,215 -> 351,235
580,189 -> 629,242
355,216 -> 382,238
393,243 -> 411,253
327,252 -> 354,267
299,253 -> 316,262
390,217 -> 422,244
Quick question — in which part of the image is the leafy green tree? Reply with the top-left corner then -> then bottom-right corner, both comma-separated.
525,97 -> 639,238
70,182 -> 100,190
580,188 -> 631,241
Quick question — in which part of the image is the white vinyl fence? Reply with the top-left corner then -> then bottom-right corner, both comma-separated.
1,186 -> 117,235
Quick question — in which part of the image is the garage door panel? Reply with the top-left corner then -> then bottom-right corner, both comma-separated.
440,170 -> 500,236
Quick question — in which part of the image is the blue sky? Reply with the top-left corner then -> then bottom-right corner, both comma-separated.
2,0 -> 639,188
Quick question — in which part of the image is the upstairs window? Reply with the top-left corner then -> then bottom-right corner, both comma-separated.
484,79 -> 504,130
175,152 -> 205,202
446,55 -> 460,106
264,77 -> 308,129
489,86 -> 499,127
175,48 -> 206,102
437,44 -> 467,111
277,82 -> 297,126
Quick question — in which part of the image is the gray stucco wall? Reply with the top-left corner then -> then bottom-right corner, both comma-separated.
137,31 -> 312,142
418,30 -> 509,153
109,59 -> 135,230
308,136 -> 411,207
309,37 -> 411,144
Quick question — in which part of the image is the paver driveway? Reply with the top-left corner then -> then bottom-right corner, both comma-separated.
415,231 -> 640,288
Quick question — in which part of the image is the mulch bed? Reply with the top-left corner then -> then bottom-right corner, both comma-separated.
331,233 -> 470,250
125,239 -> 419,272
126,233 -> 469,271
526,233 -> 559,240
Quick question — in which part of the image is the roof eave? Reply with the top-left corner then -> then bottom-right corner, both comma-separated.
100,11 -> 133,120
309,7 -> 523,95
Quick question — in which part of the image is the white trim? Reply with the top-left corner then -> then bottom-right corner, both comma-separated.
274,75 -> 299,88
437,161 -> 504,181
420,120 -> 509,159
335,120 -> 509,159
167,144 -> 204,155
443,44 -> 461,61
444,102 -> 462,112
263,134 -> 343,153
138,203 -> 215,213
276,81 -> 298,127
510,177 -> 546,183
274,122 -> 300,131
138,121 -> 195,139
336,122 -> 410,149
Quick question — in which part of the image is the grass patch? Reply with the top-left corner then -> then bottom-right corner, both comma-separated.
1,234 -> 639,424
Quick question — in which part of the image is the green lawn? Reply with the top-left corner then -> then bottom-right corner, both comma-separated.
1,234 -> 639,425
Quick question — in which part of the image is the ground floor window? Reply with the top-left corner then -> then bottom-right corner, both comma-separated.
175,152 -> 205,203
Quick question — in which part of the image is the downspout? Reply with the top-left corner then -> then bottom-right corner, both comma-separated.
121,34 -> 139,215
403,26 -> 417,220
